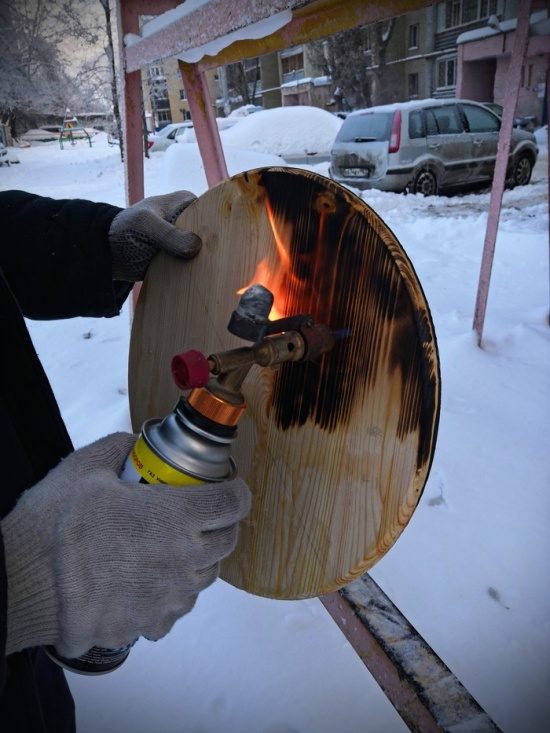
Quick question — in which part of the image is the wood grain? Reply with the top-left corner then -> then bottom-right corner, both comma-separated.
128,167 -> 440,599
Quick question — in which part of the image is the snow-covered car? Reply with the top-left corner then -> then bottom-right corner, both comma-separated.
219,105 -> 342,159
147,122 -> 194,151
227,104 -> 264,118
19,126 -> 97,144
19,128 -> 60,143
174,116 -> 242,144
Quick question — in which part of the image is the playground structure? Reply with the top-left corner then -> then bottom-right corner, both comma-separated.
59,111 -> 92,149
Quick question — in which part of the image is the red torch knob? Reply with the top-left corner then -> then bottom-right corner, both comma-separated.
171,350 -> 210,390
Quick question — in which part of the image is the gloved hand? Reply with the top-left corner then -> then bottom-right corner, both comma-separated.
1,433 -> 250,658
108,190 -> 201,281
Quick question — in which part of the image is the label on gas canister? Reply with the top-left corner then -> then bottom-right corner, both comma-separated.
119,434 -> 205,486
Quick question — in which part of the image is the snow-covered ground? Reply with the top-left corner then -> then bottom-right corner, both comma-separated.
1,130 -> 548,733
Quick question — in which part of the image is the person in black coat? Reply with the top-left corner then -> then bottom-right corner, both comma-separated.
0,190 -> 251,732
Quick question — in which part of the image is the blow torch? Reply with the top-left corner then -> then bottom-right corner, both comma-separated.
48,284 -> 335,675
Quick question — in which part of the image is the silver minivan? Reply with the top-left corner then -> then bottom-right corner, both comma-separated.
329,99 -> 538,195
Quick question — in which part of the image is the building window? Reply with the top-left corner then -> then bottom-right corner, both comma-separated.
148,64 -> 165,79
446,0 -> 461,27
408,24 -> 419,49
281,50 -> 305,82
179,89 -> 186,100
444,0 -> 498,28
157,110 -> 171,123
408,73 -> 419,98
437,56 -> 457,88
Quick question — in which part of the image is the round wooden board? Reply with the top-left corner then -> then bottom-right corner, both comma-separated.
129,167 -> 440,600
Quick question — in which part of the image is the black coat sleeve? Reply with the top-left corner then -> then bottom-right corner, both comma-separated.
0,190 -> 133,708
0,190 -> 133,319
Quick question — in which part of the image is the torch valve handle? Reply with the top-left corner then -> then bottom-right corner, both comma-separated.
171,350 -> 211,390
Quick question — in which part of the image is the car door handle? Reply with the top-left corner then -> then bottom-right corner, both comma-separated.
428,142 -> 440,149
473,139 -> 483,146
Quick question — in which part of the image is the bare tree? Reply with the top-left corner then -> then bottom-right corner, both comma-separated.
98,0 -> 124,160
308,20 -> 395,111
0,1 -> 76,135
225,59 -> 260,108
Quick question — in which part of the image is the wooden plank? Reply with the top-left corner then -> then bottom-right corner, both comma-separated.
128,168 -> 440,600
322,576 -> 502,733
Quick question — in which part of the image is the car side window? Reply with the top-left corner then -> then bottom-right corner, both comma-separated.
424,109 -> 438,136
409,111 -> 425,139
167,130 -> 177,139
430,106 -> 463,135
461,105 -> 500,133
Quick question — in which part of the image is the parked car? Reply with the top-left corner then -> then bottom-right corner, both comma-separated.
329,99 -> 538,195
481,102 -> 536,133
147,121 -> 194,151
173,116 -> 242,144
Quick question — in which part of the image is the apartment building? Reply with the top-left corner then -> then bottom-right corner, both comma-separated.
142,1 -> 548,127
142,58 -> 220,130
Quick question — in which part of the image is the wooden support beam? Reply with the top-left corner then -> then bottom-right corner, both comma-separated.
472,0 -> 533,344
321,575 -> 502,733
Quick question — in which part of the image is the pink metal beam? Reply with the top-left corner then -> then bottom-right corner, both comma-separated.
547,70 -> 550,326
179,61 -> 229,188
472,0 -> 533,344
321,576 -> 501,732
116,1 -> 182,205
116,0 -> 147,206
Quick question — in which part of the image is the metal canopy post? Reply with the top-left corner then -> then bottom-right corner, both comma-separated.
117,0 -> 181,204
547,70 -> 550,325
179,61 -> 229,187
472,0 -> 533,344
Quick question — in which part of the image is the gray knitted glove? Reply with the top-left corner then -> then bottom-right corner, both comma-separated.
108,190 -> 201,281
1,433 -> 250,658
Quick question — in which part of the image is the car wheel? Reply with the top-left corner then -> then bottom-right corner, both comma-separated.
413,169 -> 438,196
512,155 -> 532,187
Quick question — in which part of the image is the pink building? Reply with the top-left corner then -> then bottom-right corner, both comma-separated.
456,9 -> 550,125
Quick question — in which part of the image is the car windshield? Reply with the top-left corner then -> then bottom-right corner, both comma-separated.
335,112 -> 393,143
156,125 -> 177,137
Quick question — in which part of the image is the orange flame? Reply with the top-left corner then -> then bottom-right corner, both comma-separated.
237,199 -> 295,321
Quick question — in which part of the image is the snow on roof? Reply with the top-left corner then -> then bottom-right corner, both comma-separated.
280,77 -> 313,89
280,75 -> 331,89
457,9 -> 549,44
347,98 -> 455,116
142,0 -> 212,36
125,1 -> 293,64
